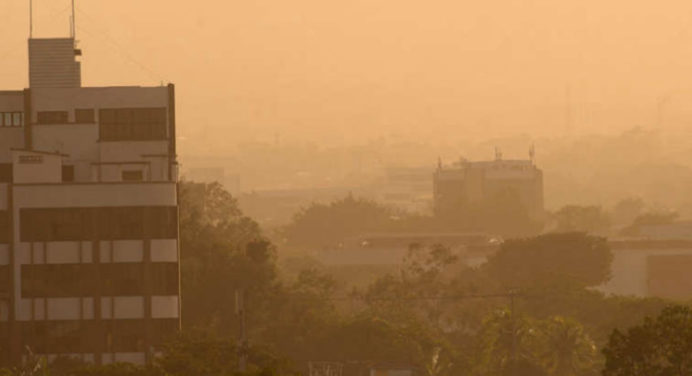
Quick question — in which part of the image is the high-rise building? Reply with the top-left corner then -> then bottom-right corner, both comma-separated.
0,37 -> 180,366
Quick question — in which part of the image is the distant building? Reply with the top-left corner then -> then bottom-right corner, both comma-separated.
376,166 -> 434,213
0,37 -> 180,365
433,153 -> 544,221
185,166 -> 241,194
600,240 -> 692,300
318,233 -> 498,267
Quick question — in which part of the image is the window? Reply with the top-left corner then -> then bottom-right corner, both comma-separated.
22,321 -> 84,354
0,112 -> 22,127
22,264 -> 96,297
150,263 -> 180,295
20,206 -> 178,241
109,320 -> 146,352
75,109 -> 95,123
62,165 -> 75,182
0,164 -> 11,183
37,111 -> 68,124
0,265 -> 9,295
101,264 -> 144,295
0,211 -> 9,243
99,107 -> 167,141
122,170 -> 143,182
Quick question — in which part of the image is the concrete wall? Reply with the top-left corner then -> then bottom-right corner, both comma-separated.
598,247 -> 692,297
0,129 -> 24,162
12,150 -> 63,184
31,87 -> 168,113
33,124 -> 99,162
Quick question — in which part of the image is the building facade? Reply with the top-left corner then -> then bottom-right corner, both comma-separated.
0,38 -> 180,365
433,156 -> 544,221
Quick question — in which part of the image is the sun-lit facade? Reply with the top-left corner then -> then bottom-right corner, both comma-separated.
0,37 -> 180,366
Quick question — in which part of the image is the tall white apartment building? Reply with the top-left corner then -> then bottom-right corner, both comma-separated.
0,37 -> 180,366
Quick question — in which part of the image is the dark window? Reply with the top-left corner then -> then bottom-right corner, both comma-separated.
0,163 -> 11,183
62,165 -> 75,182
101,264 -> 144,295
0,112 -> 23,127
150,263 -> 179,295
12,112 -> 22,126
21,262 -> 179,298
22,264 -> 96,297
0,265 -> 9,296
22,321 -> 84,354
37,111 -> 68,124
0,211 -> 9,243
99,107 -> 167,141
20,206 -> 177,242
109,320 -> 146,352
75,109 -> 95,123
122,170 -> 143,182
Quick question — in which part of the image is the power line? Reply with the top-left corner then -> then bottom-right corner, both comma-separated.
73,6 -> 168,84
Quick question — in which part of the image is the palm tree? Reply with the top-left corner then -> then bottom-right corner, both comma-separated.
537,316 -> 597,376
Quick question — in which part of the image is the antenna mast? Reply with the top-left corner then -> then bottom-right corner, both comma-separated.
29,0 -> 33,38
70,0 -> 76,38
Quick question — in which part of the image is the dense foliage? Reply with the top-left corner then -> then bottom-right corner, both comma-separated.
2,183 -> 683,376
603,305 -> 692,376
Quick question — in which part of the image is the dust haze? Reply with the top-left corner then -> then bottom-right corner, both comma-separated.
5,1 -> 692,374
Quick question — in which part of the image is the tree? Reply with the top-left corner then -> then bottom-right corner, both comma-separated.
475,311 -> 597,376
158,333 -> 289,376
483,233 -> 612,289
283,195 -> 397,249
620,210 -> 678,236
179,181 -> 279,334
602,305 -> 692,376
475,308 -> 541,375
536,317 -> 597,376
611,197 -> 645,226
552,206 -> 610,235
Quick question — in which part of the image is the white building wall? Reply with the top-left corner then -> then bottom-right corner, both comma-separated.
31,87 -> 168,112
99,141 -> 168,164
13,183 -> 177,208
46,297 -> 81,320
151,296 -> 179,319
0,129 -> 24,162
598,247 -> 692,297
112,240 -> 144,263
12,151 -> 63,184
45,242 -> 81,264
151,239 -> 178,262
33,124 -> 98,161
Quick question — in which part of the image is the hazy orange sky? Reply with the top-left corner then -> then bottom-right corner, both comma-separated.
3,0 -> 692,152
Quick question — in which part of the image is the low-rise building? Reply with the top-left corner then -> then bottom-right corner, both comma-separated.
433,153 -> 544,222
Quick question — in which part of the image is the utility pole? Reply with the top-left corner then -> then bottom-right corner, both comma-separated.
235,289 -> 248,373
509,290 -> 517,363
509,289 -> 518,368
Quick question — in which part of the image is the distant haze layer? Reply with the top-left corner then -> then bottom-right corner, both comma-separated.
3,0 -> 692,151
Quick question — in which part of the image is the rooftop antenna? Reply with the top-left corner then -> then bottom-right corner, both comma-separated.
70,0 -> 76,38
29,0 -> 33,38
529,144 -> 535,163
494,147 -> 503,161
